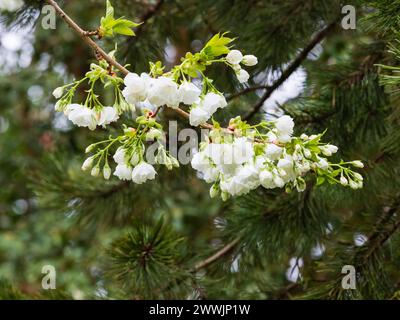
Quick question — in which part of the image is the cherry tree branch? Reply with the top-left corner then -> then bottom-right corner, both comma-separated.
45,0 -> 215,130
243,19 -> 339,121
45,0 -> 129,75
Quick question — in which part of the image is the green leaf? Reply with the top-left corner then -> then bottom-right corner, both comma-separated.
316,176 -> 325,186
201,32 -> 234,59
99,1 -> 140,38
105,0 -> 114,19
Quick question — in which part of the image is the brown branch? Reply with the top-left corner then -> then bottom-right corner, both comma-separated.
192,237 -> 240,272
45,0 -> 216,130
227,85 -> 269,101
243,19 -> 339,121
46,0 -> 129,75
155,237 -> 241,296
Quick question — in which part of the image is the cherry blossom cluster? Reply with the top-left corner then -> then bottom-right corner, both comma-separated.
191,116 -> 364,200
50,1 -> 365,198
81,112 -> 178,184
52,60 -> 132,130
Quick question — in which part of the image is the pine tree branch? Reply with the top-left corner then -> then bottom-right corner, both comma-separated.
123,0 -> 165,53
243,19 -> 339,121
192,237 -> 240,272
227,85 -> 269,101
155,237 -> 240,296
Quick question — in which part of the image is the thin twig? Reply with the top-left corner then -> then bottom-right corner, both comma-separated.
45,0 -> 215,130
243,19 -> 339,121
46,0 -> 129,75
227,85 -> 269,101
192,237 -> 240,272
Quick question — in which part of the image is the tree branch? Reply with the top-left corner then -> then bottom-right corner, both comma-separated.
45,0 -> 215,130
227,85 -> 269,101
45,0 -> 129,75
192,237 -> 240,272
123,0 -> 165,55
243,19 -> 338,121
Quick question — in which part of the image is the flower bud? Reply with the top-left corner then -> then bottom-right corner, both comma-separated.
103,164 -> 111,180
241,54 -> 258,66
81,156 -> 94,171
221,191 -> 229,202
85,144 -> 96,153
210,184 -> 219,198
91,165 -> 100,177
226,50 -> 243,65
303,148 -> 312,158
236,69 -> 250,83
340,175 -> 348,186
352,160 -> 364,168
353,172 -> 363,181
349,180 -> 358,189
300,133 -> 309,140
130,152 -> 141,166
52,87 -> 64,99
295,177 -> 306,192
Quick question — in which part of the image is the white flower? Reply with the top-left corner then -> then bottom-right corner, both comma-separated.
191,151 -> 211,172
277,157 -> 293,171
266,131 -> 278,143
122,72 -> 148,103
233,137 -> 254,164
273,175 -> 285,188
340,175 -> 348,186
259,170 -> 274,188
264,143 -> 282,160
67,104 -> 97,130
147,76 -> 179,108
201,92 -> 227,115
178,82 -> 201,105
241,55 -> 258,66
275,115 -> 295,143
81,156 -> 94,171
113,148 -> 126,164
236,69 -> 250,83
226,50 -> 243,65
113,163 -> 132,180
131,162 -> 157,184
146,128 -> 162,140
202,167 -> 219,183
317,158 -> 329,170
98,107 -> 119,127
189,106 -> 209,126
135,99 -> 157,114
275,115 -> 294,136
52,87 -> 64,99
